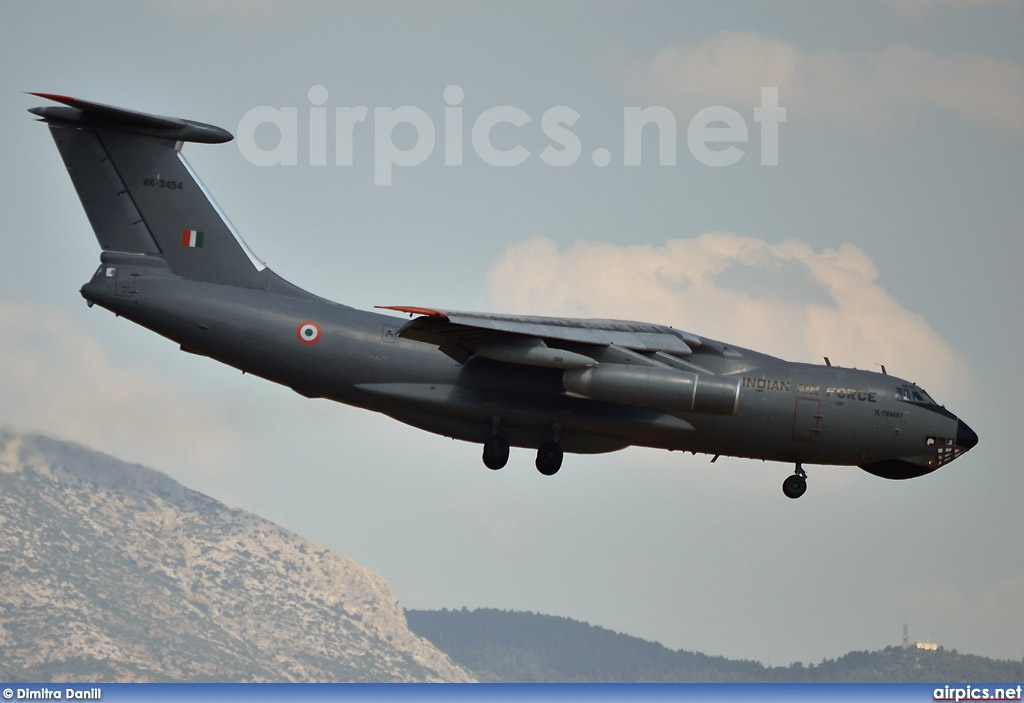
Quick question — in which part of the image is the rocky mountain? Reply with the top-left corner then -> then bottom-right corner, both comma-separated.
0,426 -> 473,682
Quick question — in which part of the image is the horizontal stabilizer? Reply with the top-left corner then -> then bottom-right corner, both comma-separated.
28,93 -> 232,144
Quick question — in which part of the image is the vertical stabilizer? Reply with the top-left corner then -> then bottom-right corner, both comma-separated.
31,94 -> 267,289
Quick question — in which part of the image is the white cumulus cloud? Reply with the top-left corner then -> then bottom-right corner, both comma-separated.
883,0 -> 1015,16
616,31 -> 1024,138
486,233 -> 974,405
0,302 -> 239,481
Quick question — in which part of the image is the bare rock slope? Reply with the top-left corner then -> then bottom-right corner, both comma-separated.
0,427 -> 473,682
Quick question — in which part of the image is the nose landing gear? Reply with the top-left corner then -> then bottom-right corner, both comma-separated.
783,464 -> 808,499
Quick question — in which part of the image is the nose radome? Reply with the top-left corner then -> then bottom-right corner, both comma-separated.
957,420 -> 979,450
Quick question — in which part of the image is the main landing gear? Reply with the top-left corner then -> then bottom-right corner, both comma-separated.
482,417 -> 510,470
782,464 -> 808,499
535,441 -> 563,476
480,438 -> 564,475
535,423 -> 563,476
480,419 -> 564,476
482,436 -> 509,470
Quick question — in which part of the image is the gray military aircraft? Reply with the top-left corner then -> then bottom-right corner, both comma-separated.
30,93 -> 978,498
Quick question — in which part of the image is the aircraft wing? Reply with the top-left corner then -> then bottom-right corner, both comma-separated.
376,305 -> 703,368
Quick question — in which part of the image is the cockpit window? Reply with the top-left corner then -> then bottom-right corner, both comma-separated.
896,384 -> 937,405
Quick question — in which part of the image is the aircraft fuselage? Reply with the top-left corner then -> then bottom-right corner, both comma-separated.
33,92 -> 977,498
82,251 -> 970,483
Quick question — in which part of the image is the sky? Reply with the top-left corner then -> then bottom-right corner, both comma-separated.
1,0 -> 1022,667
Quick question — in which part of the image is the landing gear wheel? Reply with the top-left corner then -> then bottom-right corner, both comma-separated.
782,473 -> 807,499
482,436 -> 510,470
535,442 -> 563,476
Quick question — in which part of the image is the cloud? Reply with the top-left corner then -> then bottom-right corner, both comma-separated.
616,31 -> 1024,138
883,0 -> 1015,17
486,233 -> 973,404
0,302 -> 238,480
149,0 -> 277,17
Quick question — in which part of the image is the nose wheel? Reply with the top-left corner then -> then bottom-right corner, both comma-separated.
783,464 -> 808,499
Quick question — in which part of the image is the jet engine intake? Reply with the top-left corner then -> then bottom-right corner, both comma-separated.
562,365 -> 739,415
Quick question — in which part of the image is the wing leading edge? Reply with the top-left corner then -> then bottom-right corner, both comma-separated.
376,305 -> 704,368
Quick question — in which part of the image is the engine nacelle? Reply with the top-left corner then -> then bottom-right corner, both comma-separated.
562,365 -> 740,415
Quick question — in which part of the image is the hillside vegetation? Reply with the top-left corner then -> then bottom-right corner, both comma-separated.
406,608 -> 1023,683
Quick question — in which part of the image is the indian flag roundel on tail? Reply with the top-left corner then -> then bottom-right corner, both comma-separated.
181,229 -> 204,248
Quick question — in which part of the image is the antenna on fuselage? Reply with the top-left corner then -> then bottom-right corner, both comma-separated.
824,357 -> 832,367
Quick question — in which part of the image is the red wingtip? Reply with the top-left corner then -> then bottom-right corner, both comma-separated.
375,305 -> 447,318
28,92 -> 79,105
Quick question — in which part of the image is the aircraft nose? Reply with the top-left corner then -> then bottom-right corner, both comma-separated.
956,419 -> 979,450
